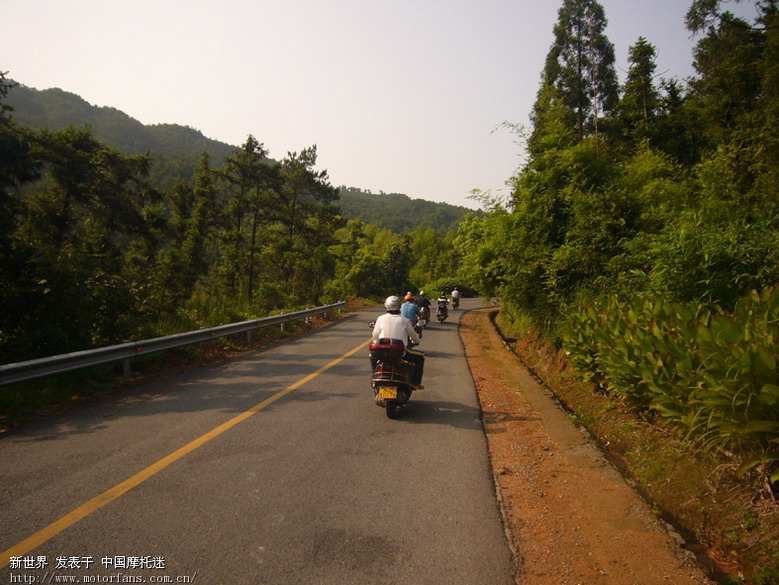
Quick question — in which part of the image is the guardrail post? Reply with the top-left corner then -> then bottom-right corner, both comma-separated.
280,312 -> 285,332
246,329 -> 253,344
305,308 -> 310,326
123,358 -> 131,381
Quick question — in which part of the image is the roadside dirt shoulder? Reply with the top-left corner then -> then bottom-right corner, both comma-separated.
459,307 -> 713,585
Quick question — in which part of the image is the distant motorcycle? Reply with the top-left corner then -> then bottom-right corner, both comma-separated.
436,300 -> 448,323
451,296 -> 460,310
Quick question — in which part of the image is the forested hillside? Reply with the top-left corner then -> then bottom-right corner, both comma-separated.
6,84 -> 236,190
0,73 -> 464,365
7,84 -> 470,232
7,84 -> 235,161
454,1 -> 778,580
337,187 -> 477,233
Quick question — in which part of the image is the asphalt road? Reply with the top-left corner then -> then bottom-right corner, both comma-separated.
0,299 -> 514,585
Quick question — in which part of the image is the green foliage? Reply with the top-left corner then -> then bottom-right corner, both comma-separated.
562,287 -> 779,483
0,74 -> 468,364
6,83 -> 236,191
421,277 -> 462,298
6,84 -> 235,162
0,80 -> 353,361
337,186 -> 477,234
539,0 -> 618,141
452,11 -> 779,578
609,37 -> 662,149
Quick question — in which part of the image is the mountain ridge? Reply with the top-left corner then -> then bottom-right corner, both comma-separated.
6,82 -> 477,232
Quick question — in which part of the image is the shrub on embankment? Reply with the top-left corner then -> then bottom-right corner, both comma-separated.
563,285 -> 779,488
497,286 -> 779,584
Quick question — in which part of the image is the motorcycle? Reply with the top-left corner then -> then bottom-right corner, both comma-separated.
414,313 -> 427,338
436,300 -> 448,323
369,337 -> 415,418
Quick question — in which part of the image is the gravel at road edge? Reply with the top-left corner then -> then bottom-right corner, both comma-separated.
459,308 -> 715,585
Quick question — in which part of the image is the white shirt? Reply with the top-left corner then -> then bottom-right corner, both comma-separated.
372,312 -> 420,345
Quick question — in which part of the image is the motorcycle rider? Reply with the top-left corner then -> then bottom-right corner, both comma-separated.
400,293 -> 420,324
372,295 -> 425,389
415,290 -> 432,321
451,286 -> 461,309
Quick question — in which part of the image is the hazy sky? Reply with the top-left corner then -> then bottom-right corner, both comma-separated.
0,1 -> 759,209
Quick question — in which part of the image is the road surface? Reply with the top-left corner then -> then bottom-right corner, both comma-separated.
0,299 -> 514,584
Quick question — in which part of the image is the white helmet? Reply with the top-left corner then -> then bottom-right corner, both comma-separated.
384,295 -> 401,311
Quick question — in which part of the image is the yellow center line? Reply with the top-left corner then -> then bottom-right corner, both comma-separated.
1,338 -> 371,568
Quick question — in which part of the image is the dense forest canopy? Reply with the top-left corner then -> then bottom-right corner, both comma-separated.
458,0 -> 779,321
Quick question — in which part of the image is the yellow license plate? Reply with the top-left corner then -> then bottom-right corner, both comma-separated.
378,386 -> 397,400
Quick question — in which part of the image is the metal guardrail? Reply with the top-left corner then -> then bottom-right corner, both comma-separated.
0,302 -> 347,387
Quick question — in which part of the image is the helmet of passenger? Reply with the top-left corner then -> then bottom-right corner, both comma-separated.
384,295 -> 401,311
404,293 -> 414,302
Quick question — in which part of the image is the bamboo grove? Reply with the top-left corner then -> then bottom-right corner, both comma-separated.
454,0 -> 779,482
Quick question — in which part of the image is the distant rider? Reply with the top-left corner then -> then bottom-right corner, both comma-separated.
451,286 -> 461,308
415,290 -> 432,321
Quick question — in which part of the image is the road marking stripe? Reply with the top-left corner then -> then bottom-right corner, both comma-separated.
1,338 -> 371,568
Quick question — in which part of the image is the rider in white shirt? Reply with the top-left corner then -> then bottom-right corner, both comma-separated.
372,304 -> 420,344
371,295 -> 424,388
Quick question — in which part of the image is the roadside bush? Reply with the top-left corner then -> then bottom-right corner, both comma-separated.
563,286 -> 779,487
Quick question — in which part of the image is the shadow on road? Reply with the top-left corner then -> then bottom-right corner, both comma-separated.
391,399 -> 484,431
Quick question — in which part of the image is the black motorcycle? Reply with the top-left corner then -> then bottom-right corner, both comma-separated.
436,300 -> 448,323
414,309 -> 428,338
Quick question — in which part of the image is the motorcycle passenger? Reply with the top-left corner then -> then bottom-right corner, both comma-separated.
372,295 -> 425,389
415,290 -> 431,321
400,293 -> 420,324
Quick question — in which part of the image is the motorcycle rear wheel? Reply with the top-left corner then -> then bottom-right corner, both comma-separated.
385,399 -> 399,418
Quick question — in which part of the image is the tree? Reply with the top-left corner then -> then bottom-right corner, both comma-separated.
612,37 -> 662,147
276,145 -> 338,250
687,7 -> 766,147
537,0 -> 618,143
4,125 -> 160,357
217,135 -> 279,300
273,146 -> 340,301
